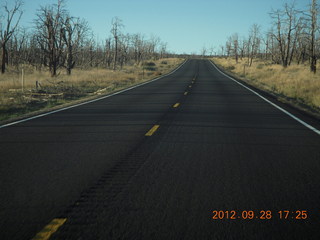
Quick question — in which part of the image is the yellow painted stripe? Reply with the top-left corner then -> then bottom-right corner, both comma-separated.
192,81 -> 194,84
32,218 -> 67,240
189,85 -> 192,88
173,103 -> 180,108
145,125 -> 160,136
184,92 -> 188,95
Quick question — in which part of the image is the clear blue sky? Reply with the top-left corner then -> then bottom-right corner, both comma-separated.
18,0 -> 309,54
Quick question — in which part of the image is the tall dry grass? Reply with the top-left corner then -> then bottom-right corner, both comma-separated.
212,57 -> 320,111
0,58 -> 182,93
0,58 -> 183,122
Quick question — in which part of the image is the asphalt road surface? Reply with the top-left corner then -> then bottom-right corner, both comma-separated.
1,59 -> 320,240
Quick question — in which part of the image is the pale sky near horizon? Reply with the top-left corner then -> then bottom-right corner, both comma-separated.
14,0 -> 310,54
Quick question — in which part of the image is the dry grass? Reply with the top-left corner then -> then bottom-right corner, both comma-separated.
0,58 -> 184,122
212,57 -> 320,113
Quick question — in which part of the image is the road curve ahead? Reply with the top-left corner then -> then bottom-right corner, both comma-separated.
1,60 -> 320,240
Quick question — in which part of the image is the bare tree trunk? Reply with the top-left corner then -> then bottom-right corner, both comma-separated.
105,38 -> 111,68
232,34 -> 239,63
111,17 -> 123,71
310,0 -> 317,73
66,44 -> 73,75
113,36 -> 118,71
1,43 -> 6,73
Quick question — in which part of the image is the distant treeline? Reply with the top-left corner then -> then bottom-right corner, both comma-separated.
220,0 -> 319,73
0,0 -> 172,76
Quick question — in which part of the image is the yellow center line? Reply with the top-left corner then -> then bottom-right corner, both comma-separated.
173,103 -> 180,108
189,85 -> 192,88
184,91 -> 188,95
145,125 -> 160,136
32,218 -> 67,240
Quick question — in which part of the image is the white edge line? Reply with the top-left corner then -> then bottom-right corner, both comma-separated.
209,60 -> 320,136
0,60 -> 188,129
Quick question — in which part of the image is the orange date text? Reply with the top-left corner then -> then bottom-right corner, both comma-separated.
211,210 -> 308,220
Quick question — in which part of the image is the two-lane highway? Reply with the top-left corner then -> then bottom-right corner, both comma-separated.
1,60 -> 320,239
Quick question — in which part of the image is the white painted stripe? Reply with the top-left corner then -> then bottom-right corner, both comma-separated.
210,60 -> 320,136
0,60 -> 187,129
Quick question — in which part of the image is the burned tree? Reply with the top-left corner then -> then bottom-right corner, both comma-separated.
62,16 -> 89,75
132,33 -> 144,65
308,0 -> 318,73
0,0 -> 23,73
111,17 -> 123,71
231,33 -> 239,63
247,24 -> 261,66
270,3 -> 302,68
35,0 -> 65,77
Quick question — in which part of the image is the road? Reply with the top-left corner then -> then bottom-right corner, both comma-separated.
1,59 -> 320,240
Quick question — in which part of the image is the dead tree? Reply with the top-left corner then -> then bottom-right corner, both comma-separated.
238,38 -> 247,60
35,0 -> 66,77
225,40 -> 231,58
62,16 -> 88,75
0,0 -> 23,73
270,4 -> 302,68
231,33 -> 239,63
265,28 -> 282,64
248,24 -> 260,66
148,35 -> 160,60
201,46 -> 207,58
308,0 -> 318,73
219,45 -> 225,56
7,27 -> 27,68
105,37 -> 112,68
159,42 -> 167,59
111,17 -> 123,71
132,33 -> 144,64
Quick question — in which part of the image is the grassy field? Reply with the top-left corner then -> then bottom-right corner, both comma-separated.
0,58 -> 184,123
212,57 -> 320,117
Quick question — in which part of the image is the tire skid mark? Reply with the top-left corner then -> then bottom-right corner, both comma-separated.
49,63 -> 199,239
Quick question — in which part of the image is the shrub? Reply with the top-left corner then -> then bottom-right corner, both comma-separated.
143,62 -> 156,67
256,64 -> 264,69
226,66 -> 235,71
145,67 -> 156,71
142,62 -> 156,71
